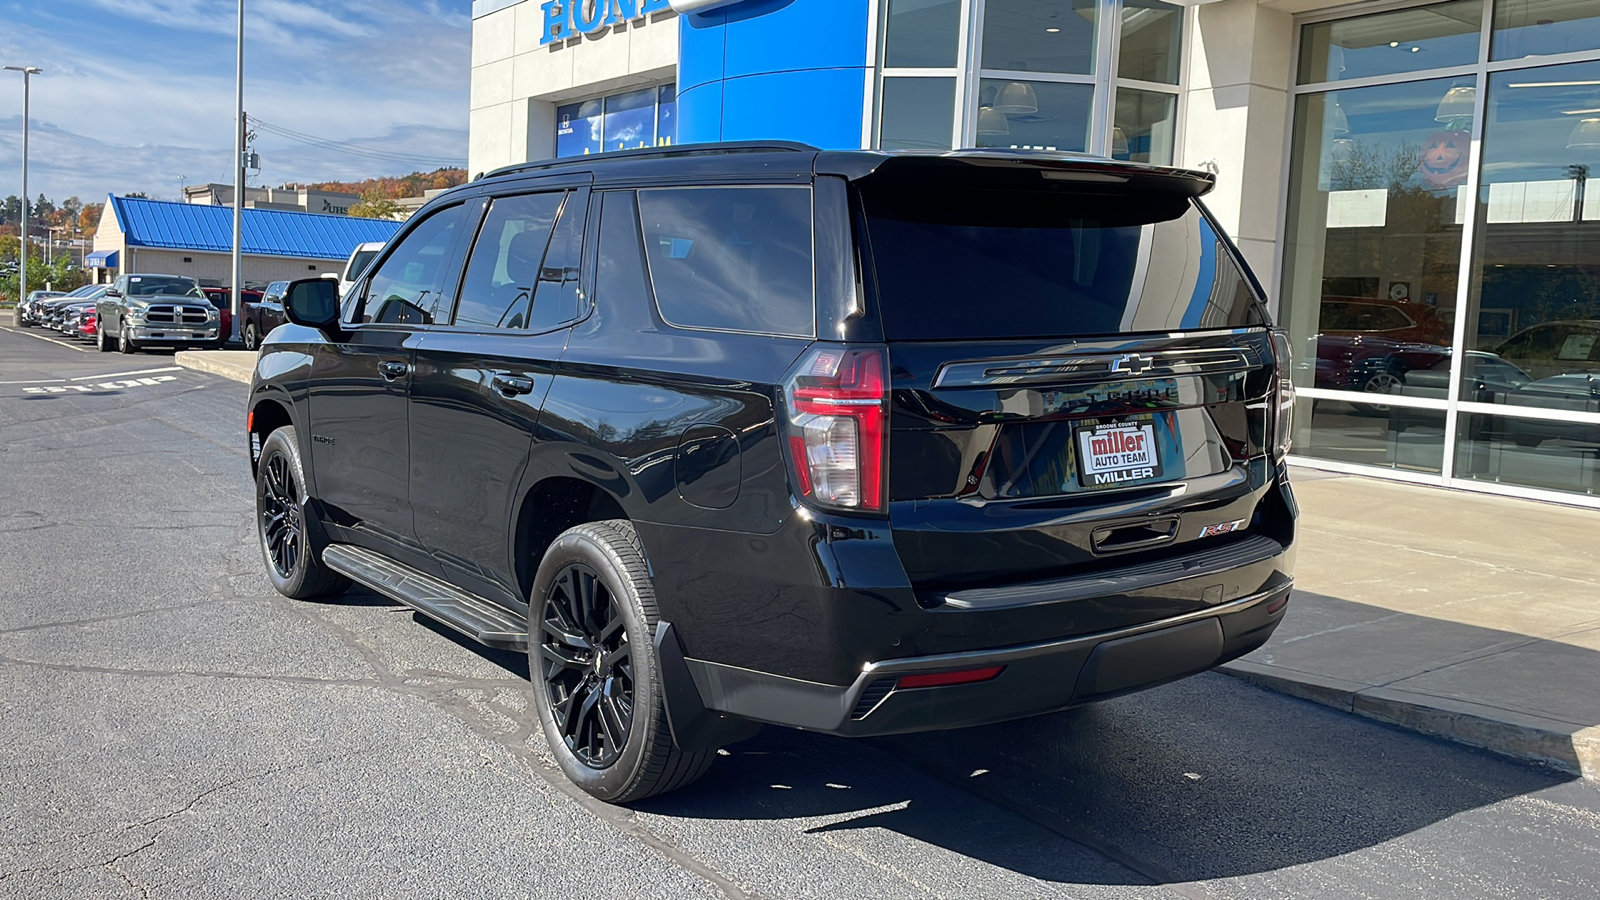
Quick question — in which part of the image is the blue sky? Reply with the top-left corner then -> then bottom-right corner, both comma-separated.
0,0 -> 470,205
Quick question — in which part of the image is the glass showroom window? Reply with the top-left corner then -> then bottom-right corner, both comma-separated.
556,85 -> 677,157
875,0 -> 1183,161
1280,0 -> 1600,504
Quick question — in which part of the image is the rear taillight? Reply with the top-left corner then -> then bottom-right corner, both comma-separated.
1270,331 -> 1295,462
783,345 -> 887,512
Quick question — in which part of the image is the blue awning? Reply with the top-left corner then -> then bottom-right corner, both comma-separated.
86,250 -> 118,268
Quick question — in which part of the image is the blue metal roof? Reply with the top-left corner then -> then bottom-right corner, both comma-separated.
110,195 -> 402,261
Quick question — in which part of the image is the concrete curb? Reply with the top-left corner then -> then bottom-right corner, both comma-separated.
1219,660 -> 1599,780
175,351 -> 254,385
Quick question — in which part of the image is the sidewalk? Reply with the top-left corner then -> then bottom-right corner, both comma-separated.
175,349 -> 255,384
168,347 -> 1600,776
1223,469 -> 1600,778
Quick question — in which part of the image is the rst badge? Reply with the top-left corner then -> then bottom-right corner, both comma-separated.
1198,519 -> 1247,538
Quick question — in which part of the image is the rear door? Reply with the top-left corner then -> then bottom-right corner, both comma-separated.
854,175 -> 1278,592
408,184 -> 590,609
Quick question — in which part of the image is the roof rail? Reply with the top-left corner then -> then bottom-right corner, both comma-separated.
479,141 -> 820,180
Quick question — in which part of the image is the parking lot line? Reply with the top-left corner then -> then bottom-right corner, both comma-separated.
1,325 -> 92,353
69,366 -> 183,381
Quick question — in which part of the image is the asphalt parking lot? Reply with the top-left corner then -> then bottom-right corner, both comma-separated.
3,322 -> 1599,899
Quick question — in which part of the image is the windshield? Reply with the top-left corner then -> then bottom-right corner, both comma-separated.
859,186 -> 1268,341
126,275 -> 203,298
346,249 -> 379,281
66,285 -> 99,298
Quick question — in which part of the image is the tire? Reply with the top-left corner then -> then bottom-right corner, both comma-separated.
118,324 -> 138,354
244,322 -> 258,352
97,326 -> 115,352
255,426 -> 351,600
530,520 -> 715,803
1352,369 -> 1403,416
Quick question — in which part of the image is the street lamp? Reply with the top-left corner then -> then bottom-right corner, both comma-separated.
4,65 -> 42,310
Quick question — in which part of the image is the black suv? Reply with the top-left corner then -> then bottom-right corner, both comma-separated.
248,143 -> 1297,803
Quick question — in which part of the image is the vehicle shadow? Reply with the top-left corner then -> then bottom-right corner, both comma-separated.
633,611 -> 1580,885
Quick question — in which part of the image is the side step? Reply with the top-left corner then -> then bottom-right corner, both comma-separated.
321,544 -> 528,650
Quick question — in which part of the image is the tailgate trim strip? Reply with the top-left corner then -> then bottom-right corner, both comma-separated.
936,534 -> 1285,611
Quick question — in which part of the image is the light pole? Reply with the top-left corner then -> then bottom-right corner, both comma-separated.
4,65 -> 42,310
230,0 -> 245,343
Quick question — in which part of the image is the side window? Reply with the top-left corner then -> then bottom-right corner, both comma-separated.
454,192 -> 565,330
358,205 -> 466,326
595,191 -> 653,315
637,186 -> 815,337
533,191 -> 588,331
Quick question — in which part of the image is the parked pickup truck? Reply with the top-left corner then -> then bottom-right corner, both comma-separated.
96,273 -> 221,354
241,281 -> 289,351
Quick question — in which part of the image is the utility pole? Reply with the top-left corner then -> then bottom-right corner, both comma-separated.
231,0 -> 245,344
5,66 -> 42,310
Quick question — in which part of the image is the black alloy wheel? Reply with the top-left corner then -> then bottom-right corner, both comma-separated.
254,426 -> 349,600
539,563 -> 634,769
260,450 -> 303,580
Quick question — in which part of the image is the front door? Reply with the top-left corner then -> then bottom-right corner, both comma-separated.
409,186 -> 590,609
308,201 -> 473,569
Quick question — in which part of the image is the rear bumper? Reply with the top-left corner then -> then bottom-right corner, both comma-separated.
681,580 -> 1290,737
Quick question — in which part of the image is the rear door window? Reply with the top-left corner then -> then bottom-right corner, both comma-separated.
453,192 -> 565,331
637,186 -> 815,337
858,185 -> 1265,340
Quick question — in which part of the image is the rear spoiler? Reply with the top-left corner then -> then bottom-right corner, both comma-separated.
816,150 -> 1216,198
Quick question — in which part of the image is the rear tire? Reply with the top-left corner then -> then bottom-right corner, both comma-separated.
244,322 -> 259,352
529,520 -> 715,803
255,426 -> 351,600
97,327 -> 115,352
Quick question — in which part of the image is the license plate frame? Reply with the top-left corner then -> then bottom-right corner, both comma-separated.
1075,415 -> 1167,489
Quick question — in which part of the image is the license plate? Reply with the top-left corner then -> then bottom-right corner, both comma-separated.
1076,416 -> 1165,488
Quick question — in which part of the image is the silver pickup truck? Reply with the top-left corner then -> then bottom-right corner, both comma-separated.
96,274 -> 222,354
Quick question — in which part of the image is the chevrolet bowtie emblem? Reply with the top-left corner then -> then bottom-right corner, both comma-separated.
1109,353 -> 1150,376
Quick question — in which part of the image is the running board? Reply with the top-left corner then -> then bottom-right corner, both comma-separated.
321,544 -> 528,650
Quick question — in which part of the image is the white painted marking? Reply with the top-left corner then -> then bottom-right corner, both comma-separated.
0,378 -> 66,385
23,374 -> 181,396
3,325 -> 92,353
68,366 -> 183,382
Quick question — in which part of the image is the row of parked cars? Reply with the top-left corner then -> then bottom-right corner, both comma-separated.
17,286 -> 106,342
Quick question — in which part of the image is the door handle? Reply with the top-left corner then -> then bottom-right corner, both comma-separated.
493,374 -> 536,397
378,361 -> 410,381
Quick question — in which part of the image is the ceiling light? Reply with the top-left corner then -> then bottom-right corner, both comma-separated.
1331,99 -> 1350,135
1111,126 -> 1129,157
1563,107 -> 1600,115
977,106 -> 1010,136
1567,117 -> 1600,149
1410,47 -> 1420,52
1046,27 -> 1060,33
993,82 -> 1039,115
1436,85 -> 1476,122
1389,41 -> 1399,47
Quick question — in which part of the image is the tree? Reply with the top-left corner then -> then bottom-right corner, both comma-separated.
79,203 -> 103,240
0,195 -> 20,227
346,188 -> 402,220
34,193 -> 54,220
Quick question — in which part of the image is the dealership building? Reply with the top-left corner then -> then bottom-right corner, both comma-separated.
471,0 -> 1600,507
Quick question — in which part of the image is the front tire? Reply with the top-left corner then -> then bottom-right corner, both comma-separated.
530,520 -> 714,803
256,426 -> 351,599
118,324 -> 137,354
97,326 -> 115,352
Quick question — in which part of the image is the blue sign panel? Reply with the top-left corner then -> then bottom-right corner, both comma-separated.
541,0 -> 672,45
556,99 -> 603,157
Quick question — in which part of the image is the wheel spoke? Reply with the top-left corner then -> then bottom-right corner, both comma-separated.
602,644 -> 630,671
573,684 -> 602,743
597,689 -> 628,749
541,617 -> 590,651
599,613 -> 624,643
539,643 -> 588,673
552,687 -> 581,736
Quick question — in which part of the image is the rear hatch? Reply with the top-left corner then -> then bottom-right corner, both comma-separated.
853,163 -> 1281,595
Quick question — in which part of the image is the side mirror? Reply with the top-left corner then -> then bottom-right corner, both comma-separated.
282,278 -> 344,340
105,288 -> 122,299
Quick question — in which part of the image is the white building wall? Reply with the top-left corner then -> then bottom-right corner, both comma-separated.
117,249 -> 342,287
469,1 -> 678,177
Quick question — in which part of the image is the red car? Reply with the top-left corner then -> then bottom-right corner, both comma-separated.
76,310 -> 98,341
201,288 -> 264,345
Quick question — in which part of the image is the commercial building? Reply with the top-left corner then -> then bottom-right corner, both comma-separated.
471,0 -> 1600,507
180,183 -> 362,216
86,196 -> 401,288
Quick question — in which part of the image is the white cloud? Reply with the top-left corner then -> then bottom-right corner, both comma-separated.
0,1 -> 469,201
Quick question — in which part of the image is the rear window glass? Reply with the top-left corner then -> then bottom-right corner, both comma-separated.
346,249 -> 379,282
859,186 -> 1265,340
638,186 -> 814,337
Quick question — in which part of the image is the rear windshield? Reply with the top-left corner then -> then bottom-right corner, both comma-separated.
858,186 -> 1266,341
